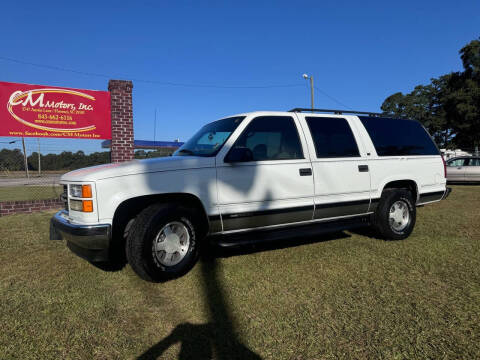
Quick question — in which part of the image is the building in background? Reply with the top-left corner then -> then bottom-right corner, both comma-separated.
102,139 -> 184,158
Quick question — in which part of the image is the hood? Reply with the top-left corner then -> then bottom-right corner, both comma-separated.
60,156 -> 216,182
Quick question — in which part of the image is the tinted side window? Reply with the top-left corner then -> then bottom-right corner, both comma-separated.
231,116 -> 303,161
306,117 -> 360,158
359,116 -> 439,156
447,158 -> 467,167
467,158 -> 480,166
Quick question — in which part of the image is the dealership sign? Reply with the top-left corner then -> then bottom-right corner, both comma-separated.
0,81 -> 111,139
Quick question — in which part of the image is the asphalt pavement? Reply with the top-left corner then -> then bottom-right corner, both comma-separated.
0,174 -> 62,187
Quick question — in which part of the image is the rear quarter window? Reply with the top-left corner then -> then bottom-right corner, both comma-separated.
358,116 -> 439,156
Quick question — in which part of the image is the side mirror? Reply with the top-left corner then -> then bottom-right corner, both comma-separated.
225,147 -> 253,163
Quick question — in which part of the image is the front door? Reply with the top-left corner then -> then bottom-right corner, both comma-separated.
447,158 -> 467,182
215,114 -> 315,232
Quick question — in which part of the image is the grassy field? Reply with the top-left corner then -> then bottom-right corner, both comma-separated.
0,185 -> 479,359
0,185 -> 62,202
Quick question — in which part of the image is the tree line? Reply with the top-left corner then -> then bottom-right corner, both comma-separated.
0,148 -> 177,172
381,37 -> 480,149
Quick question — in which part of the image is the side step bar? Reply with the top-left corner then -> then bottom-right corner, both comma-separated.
210,215 -> 371,248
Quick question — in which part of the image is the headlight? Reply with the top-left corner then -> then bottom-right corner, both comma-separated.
70,184 -> 92,198
68,184 -> 94,212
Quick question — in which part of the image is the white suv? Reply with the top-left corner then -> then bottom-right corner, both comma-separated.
51,109 -> 451,282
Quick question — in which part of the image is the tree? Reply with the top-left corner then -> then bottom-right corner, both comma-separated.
381,37 -> 480,148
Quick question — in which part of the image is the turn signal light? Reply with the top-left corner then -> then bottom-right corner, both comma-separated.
70,199 -> 94,212
82,200 -> 93,212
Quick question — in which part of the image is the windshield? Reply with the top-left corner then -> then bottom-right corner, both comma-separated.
174,116 -> 245,157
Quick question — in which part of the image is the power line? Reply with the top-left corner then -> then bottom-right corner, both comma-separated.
0,55 -> 303,89
314,86 -> 353,110
0,55 -> 353,109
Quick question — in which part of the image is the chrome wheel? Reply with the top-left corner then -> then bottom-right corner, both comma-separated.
152,221 -> 190,267
389,200 -> 410,232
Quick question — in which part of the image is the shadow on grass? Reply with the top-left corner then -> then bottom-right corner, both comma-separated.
137,231 -> 355,359
91,229 -> 353,273
137,255 -> 261,360
211,230 -> 351,258
347,226 -> 379,239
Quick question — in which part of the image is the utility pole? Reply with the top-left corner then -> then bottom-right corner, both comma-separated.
21,137 -> 29,179
37,138 -> 41,176
302,74 -> 314,110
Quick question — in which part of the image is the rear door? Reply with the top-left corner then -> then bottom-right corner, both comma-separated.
297,114 -> 372,219
447,158 -> 467,182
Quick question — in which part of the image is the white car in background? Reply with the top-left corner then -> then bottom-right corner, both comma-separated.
446,157 -> 480,182
51,109 -> 450,282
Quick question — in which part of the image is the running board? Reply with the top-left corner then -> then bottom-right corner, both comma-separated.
210,215 -> 371,248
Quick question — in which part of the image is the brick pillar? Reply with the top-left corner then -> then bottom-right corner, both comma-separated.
108,80 -> 134,163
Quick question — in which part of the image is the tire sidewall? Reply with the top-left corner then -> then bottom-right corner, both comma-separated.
141,207 -> 199,281
376,190 -> 416,240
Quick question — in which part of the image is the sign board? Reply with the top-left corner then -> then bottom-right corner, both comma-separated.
0,81 -> 111,139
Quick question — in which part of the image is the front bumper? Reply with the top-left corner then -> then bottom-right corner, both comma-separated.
50,210 -> 111,262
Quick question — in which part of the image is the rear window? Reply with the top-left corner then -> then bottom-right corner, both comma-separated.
358,116 -> 439,156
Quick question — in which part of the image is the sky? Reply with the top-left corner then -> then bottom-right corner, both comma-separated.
0,0 -> 479,154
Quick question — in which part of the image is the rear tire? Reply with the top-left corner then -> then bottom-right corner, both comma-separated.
373,189 -> 416,240
126,203 -> 201,282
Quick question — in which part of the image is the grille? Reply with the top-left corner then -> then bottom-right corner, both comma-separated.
61,185 -> 68,211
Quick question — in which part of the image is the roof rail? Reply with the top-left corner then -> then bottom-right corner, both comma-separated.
289,108 -> 384,117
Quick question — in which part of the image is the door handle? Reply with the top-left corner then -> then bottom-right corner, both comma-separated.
299,168 -> 312,176
358,165 -> 369,172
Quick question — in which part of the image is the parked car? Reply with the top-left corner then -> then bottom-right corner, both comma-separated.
446,156 -> 480,182
51,109 -> 451,282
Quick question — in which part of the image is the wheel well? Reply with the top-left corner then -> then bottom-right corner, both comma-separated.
110,193 -> 210,259
382,180 -> 418,201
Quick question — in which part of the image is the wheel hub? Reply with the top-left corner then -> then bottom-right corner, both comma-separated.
152,221 -> 190,267
389,200 -> 410,232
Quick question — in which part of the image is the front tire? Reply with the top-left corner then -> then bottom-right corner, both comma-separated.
373,189 -> 416,240
126,203 -> 201,282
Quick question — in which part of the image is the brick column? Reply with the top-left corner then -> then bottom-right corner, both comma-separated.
108,80 -> 134,162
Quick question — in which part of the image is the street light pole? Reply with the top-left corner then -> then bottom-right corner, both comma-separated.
303,74 -> 314,110
309,76 -> 314,110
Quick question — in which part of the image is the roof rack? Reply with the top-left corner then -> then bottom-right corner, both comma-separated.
289,108 -> 383,117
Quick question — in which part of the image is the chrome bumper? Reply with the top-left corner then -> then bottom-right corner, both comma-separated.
50,210 -> 111,262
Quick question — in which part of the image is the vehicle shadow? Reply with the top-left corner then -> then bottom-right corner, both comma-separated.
91,228 -> 353,273
347,226 -> 379,239
209,230 -> 351,258
137,254 -> 262,360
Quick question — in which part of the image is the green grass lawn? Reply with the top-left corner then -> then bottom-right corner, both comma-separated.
0,185 -> 62,202
0,185 -> 479,359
